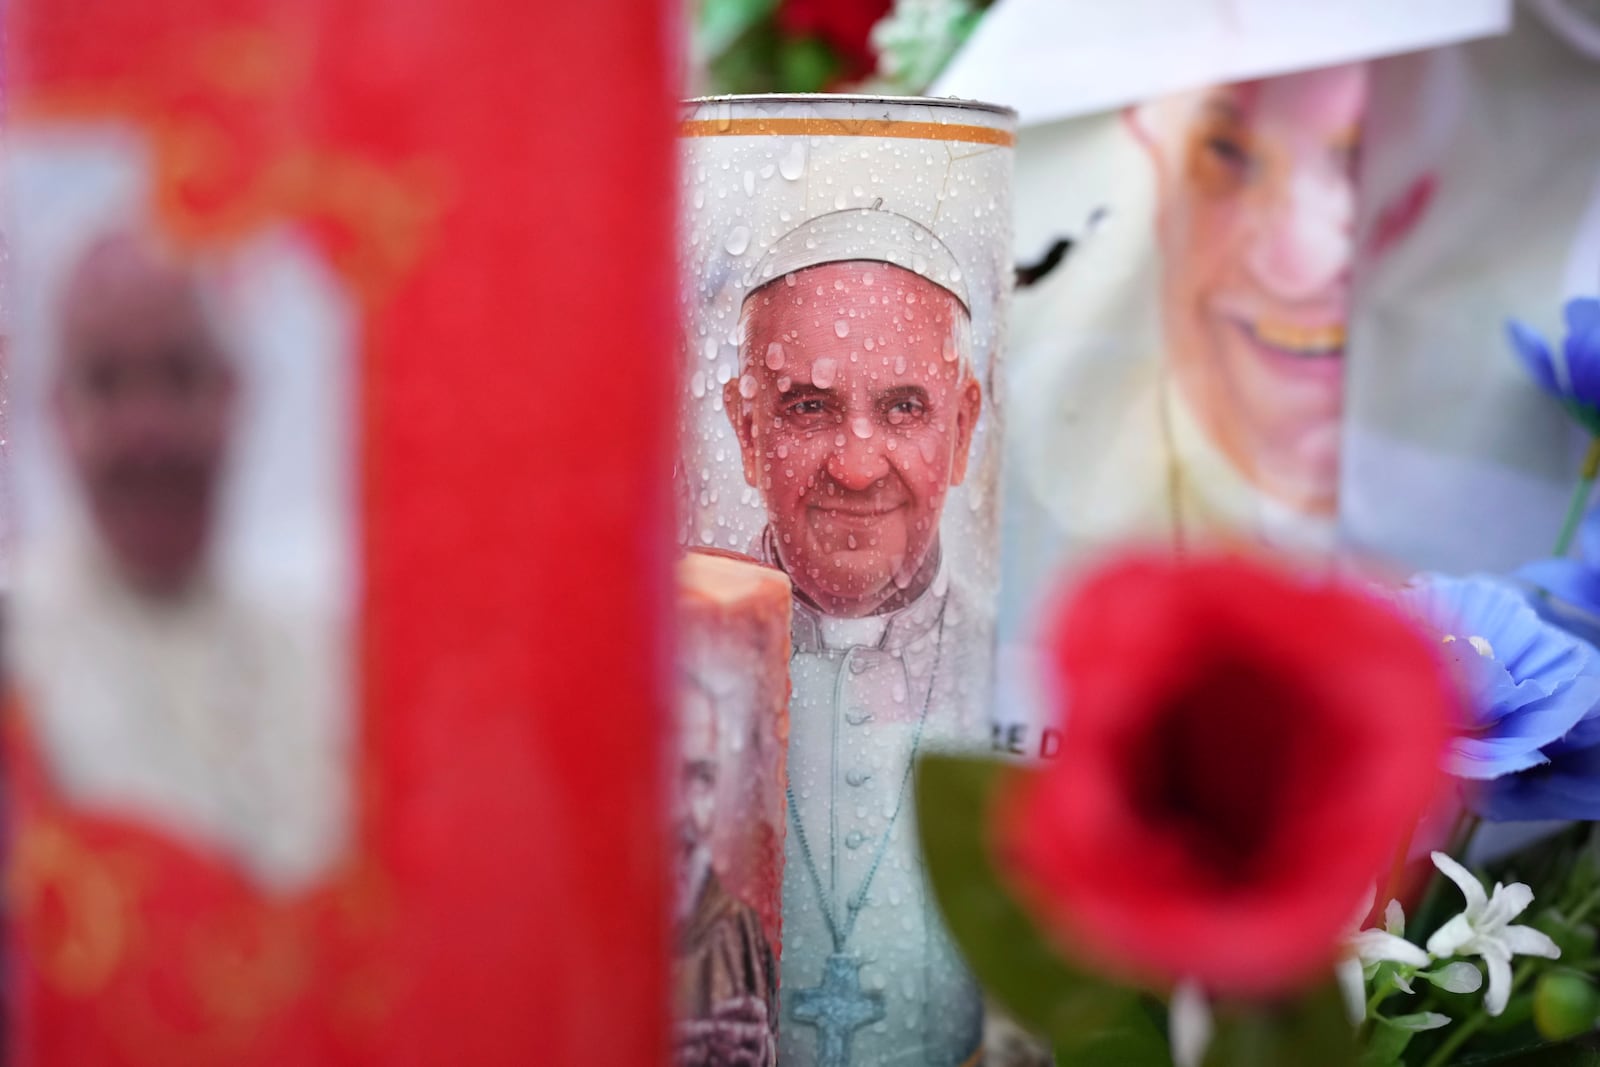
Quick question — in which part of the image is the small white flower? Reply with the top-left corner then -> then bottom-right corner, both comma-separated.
1336,891 -> 1431,1024
1425,851 -> 1562,1016
1170,979 -> 1212,1067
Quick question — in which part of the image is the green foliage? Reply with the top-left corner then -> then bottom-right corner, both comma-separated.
1205,985 -> 1359,1067
1535,971 -> 1600,1043
705,19 -> 842,95
693,0 -> 780,66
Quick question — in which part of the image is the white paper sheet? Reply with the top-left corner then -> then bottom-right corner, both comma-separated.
933,0 -> 1512,126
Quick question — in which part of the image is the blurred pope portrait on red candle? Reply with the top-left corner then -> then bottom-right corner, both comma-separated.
11,205 -> 355,893
5,0 -> 681,1062
5,125 -> 360,1060
18,216 -> 353,882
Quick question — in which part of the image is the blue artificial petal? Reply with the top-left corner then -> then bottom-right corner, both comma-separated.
1475,742 -> 1600,822
1508,319 -> 1561,396
1442,642 -> 1524,724
1407,574 -> 1592,686
1528,584 -> 1600,652
1565,327 -> 1600,409
1549,704 -> 1600,755
1401,573 -> 1600,797
1489,676 -> 1600,754
1580,506 -> 1600,565
1449,741 -> 1548,780
1563,296 -> 1600,337
1502,608 -> 1594,685
1518,559 -> 1600,622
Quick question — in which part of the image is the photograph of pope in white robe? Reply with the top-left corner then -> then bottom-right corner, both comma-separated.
10,217 -> 352,896
723,208 -> 987,1067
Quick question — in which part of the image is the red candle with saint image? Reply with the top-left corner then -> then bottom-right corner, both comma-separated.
4,1 -> 676,1064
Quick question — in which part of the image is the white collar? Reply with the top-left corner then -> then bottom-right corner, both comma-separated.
1162,377 -> 1338,553
760,526 -> 952,653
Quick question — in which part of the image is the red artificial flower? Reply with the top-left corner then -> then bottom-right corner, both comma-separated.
776,0 -> 893,81
997,553 -> 1457,998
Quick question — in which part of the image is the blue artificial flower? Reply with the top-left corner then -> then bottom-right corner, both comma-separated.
1396,574 -> 1600,820
1519,504 -> 1600,626
1508,297 -> 1600,433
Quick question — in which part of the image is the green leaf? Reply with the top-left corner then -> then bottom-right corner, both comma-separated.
1359,1019 -> 1416,1065
775,35 -> 838,94
914,755 -> 1167,1064
1378,1011 -> 1451,1032
693,0 -> 780,64
1534,910 -> 1599,965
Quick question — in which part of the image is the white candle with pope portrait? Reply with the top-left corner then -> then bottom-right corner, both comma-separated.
677,94 -> 1015,1067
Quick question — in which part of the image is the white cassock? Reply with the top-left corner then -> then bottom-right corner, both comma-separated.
763,531 -> 988,1067
11,536 -> 351,894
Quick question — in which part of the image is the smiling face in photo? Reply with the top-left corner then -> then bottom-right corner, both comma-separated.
726,260 -> 980,619
1138,64 -> 1367,515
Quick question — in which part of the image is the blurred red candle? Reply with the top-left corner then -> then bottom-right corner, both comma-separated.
4,2 -> 677,1065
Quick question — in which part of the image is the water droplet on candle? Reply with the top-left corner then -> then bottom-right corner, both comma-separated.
779,142 -> 807,180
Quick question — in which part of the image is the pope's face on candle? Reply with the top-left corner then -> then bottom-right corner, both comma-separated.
1133,65 -> 1365,515
53,231 -> 237,598
726,260 -> 981,619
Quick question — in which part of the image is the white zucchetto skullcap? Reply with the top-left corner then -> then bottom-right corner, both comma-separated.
742,207 -> 970,313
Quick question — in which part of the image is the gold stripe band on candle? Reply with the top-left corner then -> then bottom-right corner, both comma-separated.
679,116 -> 1015,147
